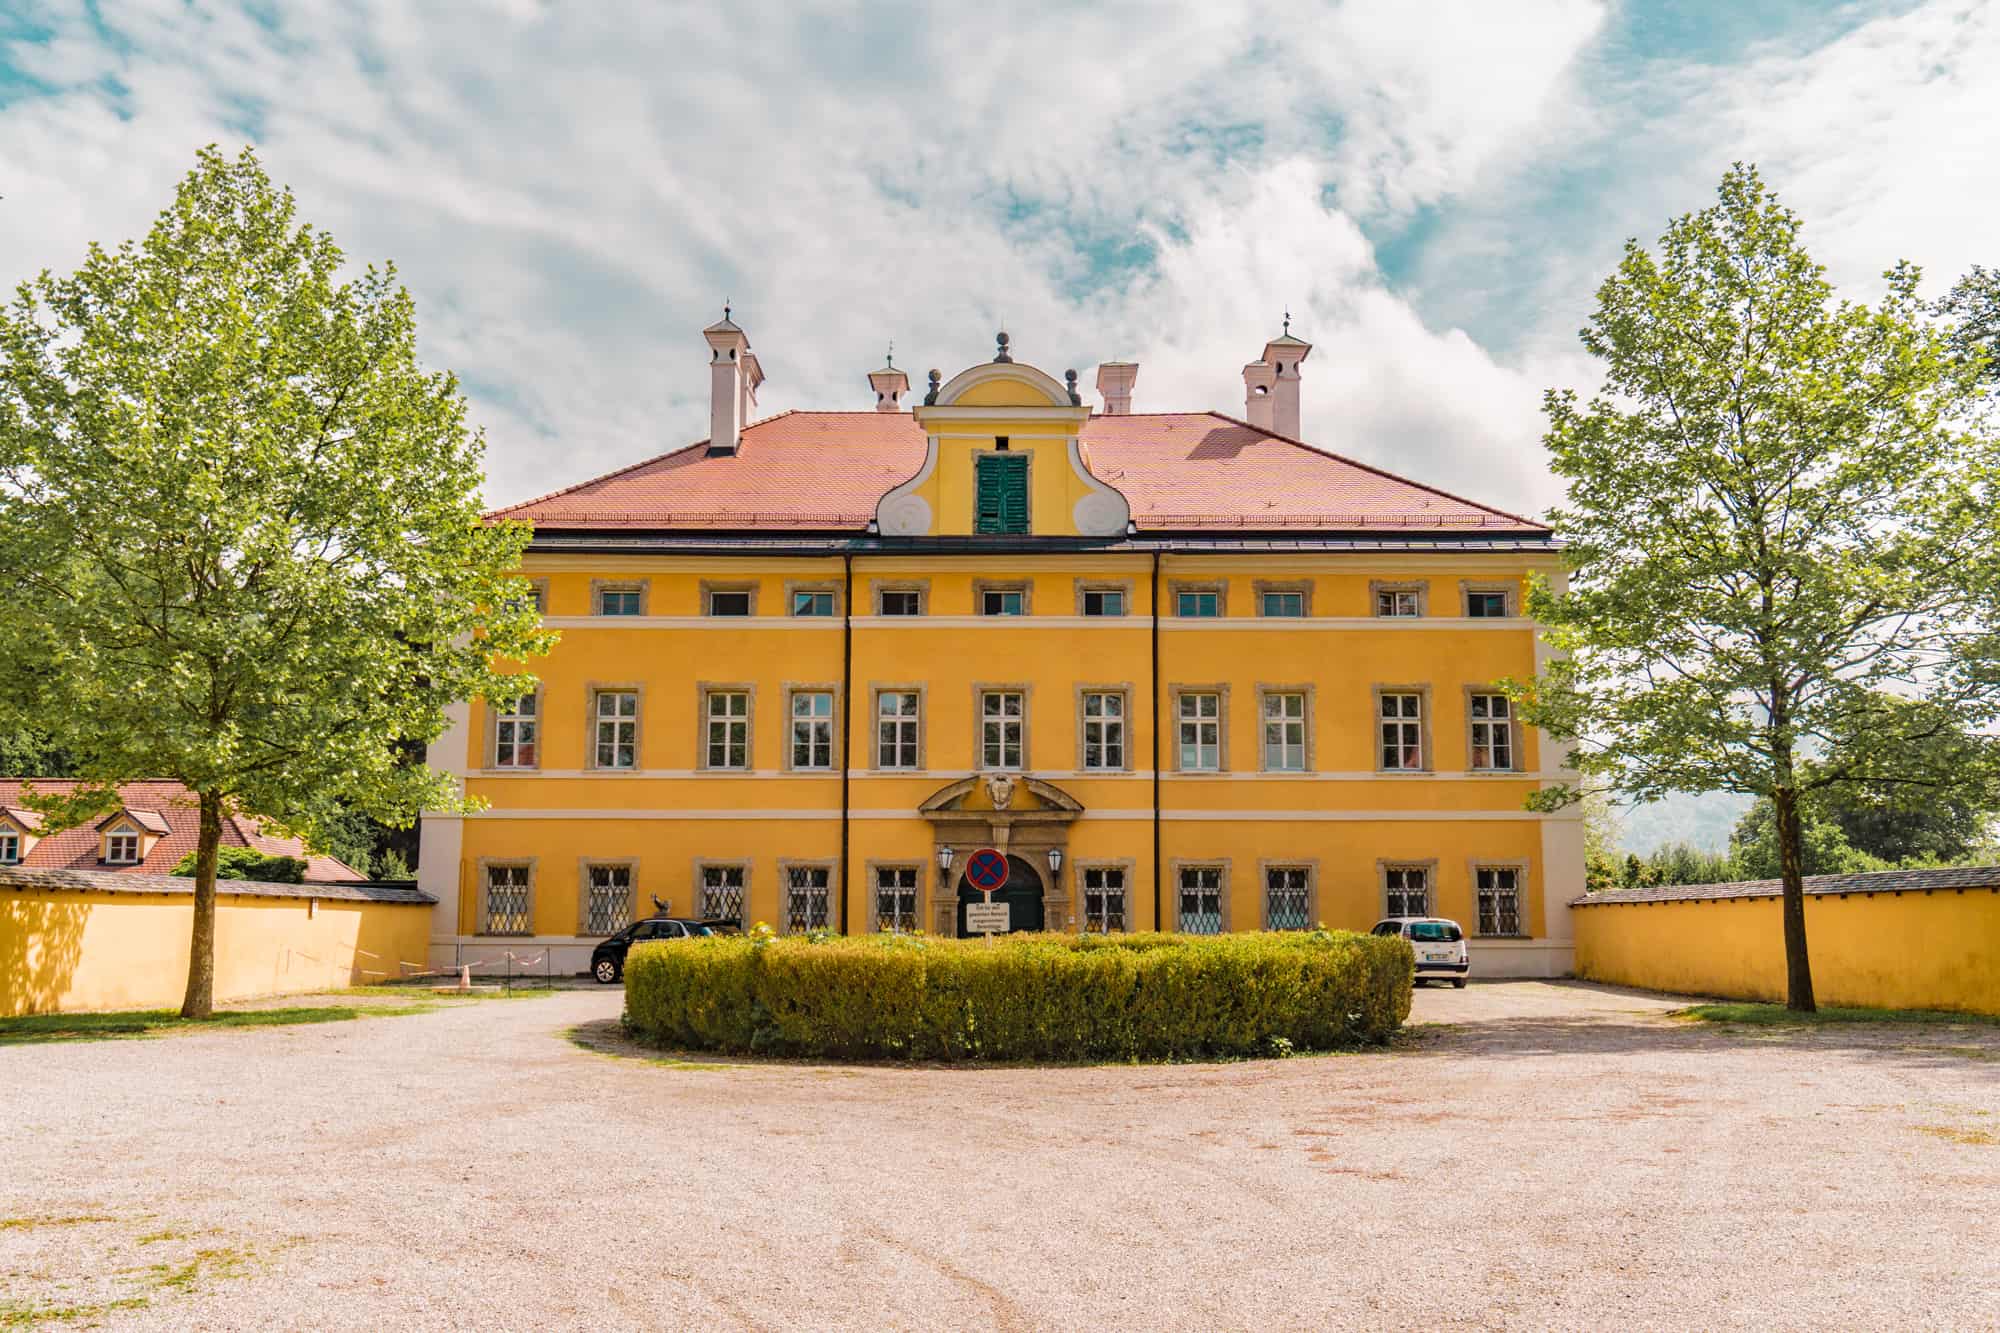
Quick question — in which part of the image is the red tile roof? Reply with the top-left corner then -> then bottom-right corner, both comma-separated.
488,411 -> 1542,533
0,780 -> 365,883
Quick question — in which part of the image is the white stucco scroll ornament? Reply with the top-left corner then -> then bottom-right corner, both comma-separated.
877,493 -> 933,536
1067,437 -> 1132,536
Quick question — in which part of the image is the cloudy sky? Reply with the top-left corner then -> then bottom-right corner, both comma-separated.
2,0 -> 1995,515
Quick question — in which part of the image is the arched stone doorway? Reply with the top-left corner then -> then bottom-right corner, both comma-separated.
955,855 -> 1046,936
918,775 -> 1083,938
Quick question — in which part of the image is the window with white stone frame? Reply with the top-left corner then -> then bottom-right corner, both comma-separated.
875,865 -> 919,932
593,690 -> 639,769
1476,866 -> 1524,936
705,690 -> 750,769
1468,693 -> 1515,771
1383,864 -> 1431,918
493,690 -> 538,768
1378,691 -> 1425,770
1082,866 -> 1127,933
1178,865 -> 1224,934
1374,585 -> 1423,618
784,865 -> 832,933
1265,866 -> 1311,930
1177,692 -> 1221,771
483,863 -> 532,935
583,864 -> 634,936
981,691 -> 1024,769
790,691 -> 834,769
699,864 -> 746,925
1081,691 -> 1125,770
877,691 -> 921,769
1262,691 -> 1307,771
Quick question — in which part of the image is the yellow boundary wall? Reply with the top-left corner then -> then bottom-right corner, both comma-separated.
1,888 -> 432,1016
1573,885 -> 2000,1015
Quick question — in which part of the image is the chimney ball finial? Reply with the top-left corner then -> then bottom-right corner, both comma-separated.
1283,308 -> 1290,336
994,330 -> 1012,363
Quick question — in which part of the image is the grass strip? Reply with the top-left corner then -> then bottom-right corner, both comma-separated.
1675,1002 -> 2000,1028
0,1004 -> 432,1046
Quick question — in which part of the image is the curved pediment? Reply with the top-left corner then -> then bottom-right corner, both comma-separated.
933,361 -> 1075,409
919,774 -> 1084,817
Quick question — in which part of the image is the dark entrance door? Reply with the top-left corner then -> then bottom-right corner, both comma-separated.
955,855 -> 1045,936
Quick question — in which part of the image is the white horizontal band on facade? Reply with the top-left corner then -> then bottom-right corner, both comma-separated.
465,768 -> 1561,783
537,615 -> 1534,632
450,808 -> 1549,823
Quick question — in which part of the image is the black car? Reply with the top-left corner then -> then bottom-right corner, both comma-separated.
590,916 -> 726,983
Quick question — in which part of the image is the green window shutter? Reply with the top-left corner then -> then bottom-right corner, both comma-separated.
976,455 -> 1029,534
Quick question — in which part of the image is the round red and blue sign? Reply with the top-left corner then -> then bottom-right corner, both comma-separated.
964,847 -> 1008,893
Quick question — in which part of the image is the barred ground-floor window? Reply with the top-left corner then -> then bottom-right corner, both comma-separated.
700,864 -> 746,924
1384,864 -> 1430,918
786,866 -> 832,933
875,866 -> 919,932
1178,866 -> 1223,934
1476,866 -> 1523,936
484,863 -> 531,935
583,864 -> 633,935
1082,867 -> 1126,933
1265,866 -> 1311,930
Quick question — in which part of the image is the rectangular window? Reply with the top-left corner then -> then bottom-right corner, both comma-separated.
1081,587 -> 1125,617
1466,589 -> 1510,618
1259,590 -> 1305,617
1082,867 -> 1126,933
980,587 -> 1025,616
792,589 -> 836,617
1081,691 -> 1126,770
1177,692 -> 1221,771
879,589 -> 923,616
484,864 -> 531,935
1385,865 -> 1430,918
974,453 -> 1029,534
1262,692 -> 1307,771
1477,867 -> 1522,936
1469,693 -> 1515,771
785,866 -> 831,933
0,832 -> 17,864
106,832 -> 140,864
875,866 -> 919,933
596,586 -> 642,616
699,864 -> 746,924
1176,589 -> 1220,618
1266,866 -> 1311,930
594,691 -> 639,769
706,691 -> 750,770
877,691 -> 921,769
1178,867 -> 1223,934
707,589 -> 752,616
981,691 -> 1024,769
1376,588 -> 1421,618
584,864 -> 633,935
790,691 -> 834,769
494,691 -> 538,769
1379,692 -> 1424,770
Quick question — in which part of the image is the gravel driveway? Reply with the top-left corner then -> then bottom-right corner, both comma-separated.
3,980 -> 1996,1330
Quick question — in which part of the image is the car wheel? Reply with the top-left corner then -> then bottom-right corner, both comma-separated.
1452,977 -> 1467,989
593,958 -> 621,984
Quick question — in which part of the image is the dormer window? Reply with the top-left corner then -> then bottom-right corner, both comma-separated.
0,832 -> 18,864
975,454 -> 1029,534
105,829 -> 141,864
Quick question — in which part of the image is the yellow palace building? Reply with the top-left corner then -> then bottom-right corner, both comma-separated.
416,315 -> 1583,976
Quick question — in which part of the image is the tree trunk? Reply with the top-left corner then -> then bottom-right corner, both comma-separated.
1771,785 -> 1817,1013
178,790 -> 224,1019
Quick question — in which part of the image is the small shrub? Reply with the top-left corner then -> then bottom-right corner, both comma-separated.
624,929 -> 1413,1062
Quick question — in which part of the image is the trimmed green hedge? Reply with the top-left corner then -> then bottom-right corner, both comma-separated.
623,929 -> 1413,1062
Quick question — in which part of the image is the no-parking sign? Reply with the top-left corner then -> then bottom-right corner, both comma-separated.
964,847 -> 1008,894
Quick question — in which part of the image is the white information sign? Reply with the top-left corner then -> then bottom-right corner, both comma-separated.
964,902 -> 1010,935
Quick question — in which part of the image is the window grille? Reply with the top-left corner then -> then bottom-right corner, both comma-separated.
982,691 -> 1023,769
1469,693 -> 1514,771
585,864 -> 633,935
877,692 -> 920,768
700,865 -> 745,924
1082,867 -> 1126,933
1385,865 -> 1430,918
1266,866 -> 1311,930
1477,866 -> 1522,936
597,587 -> 642,616
791,691 -> 834,769
1082,691 -> 1125,770
485,864 -> 531,935
875,866 -> 919,932
706,691 -> 750,769
786,866 -> 832,933
595,691 -> 638,769
1376,588 -> 1421,617
1178,692 -> 1220,770
1178,866 -> 1223,934
1379,693 -> 1423,770
494,691 -> 537,768
1262,692 -> 1306,771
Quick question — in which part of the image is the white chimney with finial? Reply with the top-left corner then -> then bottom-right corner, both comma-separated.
1243,312 -> 1311,438
1096,362 -> 1138,415
868,344 -> 910,412
703,303 -> 761,455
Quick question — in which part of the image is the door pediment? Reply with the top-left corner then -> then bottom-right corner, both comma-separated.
919,774 -> 1083,822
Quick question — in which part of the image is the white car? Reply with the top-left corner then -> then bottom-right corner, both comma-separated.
1371,917 -> 1469,987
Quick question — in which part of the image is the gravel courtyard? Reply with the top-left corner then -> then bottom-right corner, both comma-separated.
4,981 -> 1996,1330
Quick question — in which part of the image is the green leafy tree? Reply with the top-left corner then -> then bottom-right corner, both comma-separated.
1937,265 -> 2000,382
1646,841 -> 1736,887
0,724 -> 73,777
1727,800 -> 1884,880
0,146 -> 553,1017
1509,165 -> 2000,1011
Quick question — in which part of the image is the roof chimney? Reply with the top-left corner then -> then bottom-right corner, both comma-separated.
868,348 -> 910,412
1095,362 -> 1138,415
1242,358 -> 1276,432
1249,313 -> 1311,439
703,305 -> 761,455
